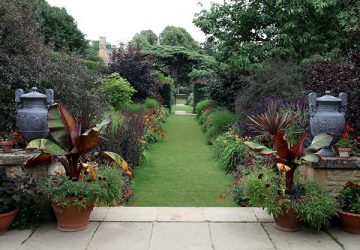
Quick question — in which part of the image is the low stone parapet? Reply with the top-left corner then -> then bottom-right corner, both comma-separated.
300,157 -> 360,196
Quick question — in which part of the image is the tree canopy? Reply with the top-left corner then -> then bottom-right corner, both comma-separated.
194,0 -> 359,69
129,30 -> 158,49
159,26 -> 199,50
36,0 -> 87,53
142,45 -> 216,85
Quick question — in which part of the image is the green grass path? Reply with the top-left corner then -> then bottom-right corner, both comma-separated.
132,115 -> 236,207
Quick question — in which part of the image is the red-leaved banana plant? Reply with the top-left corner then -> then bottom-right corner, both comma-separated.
24,103 -> 132,178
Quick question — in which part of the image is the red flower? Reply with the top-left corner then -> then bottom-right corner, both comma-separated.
343,132 -> 349,138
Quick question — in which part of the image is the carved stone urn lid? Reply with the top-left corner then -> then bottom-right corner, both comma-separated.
20,87 -> 47,99
316,91 -> 342,102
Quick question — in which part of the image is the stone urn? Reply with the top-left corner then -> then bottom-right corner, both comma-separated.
308,91 -> 347,157
15,87 -> 54,141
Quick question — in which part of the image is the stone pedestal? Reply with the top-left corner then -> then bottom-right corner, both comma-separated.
300,157 -> 360,196
0,149 -> 49,178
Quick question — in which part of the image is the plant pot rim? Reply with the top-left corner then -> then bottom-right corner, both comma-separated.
337,209 -> 360,217
337,147 -> 352,151
0,141 -> 14,145
0,207 -> 19,217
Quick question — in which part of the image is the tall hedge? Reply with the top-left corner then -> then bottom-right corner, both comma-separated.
161,83 -> 172,111
193,81 -> 205,112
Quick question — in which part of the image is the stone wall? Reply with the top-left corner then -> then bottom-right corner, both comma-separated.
300,157 -> 360,196
0,150 -> 58,179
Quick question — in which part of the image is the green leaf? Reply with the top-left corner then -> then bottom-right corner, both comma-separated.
301,154 -> 321,163
244,141 -> 274,154
306,133 -> 332,152
98,151 -> 132,175
48,103 -> 79,151
26,139 -> 67,155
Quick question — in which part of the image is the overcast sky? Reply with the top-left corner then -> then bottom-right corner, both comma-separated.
45,0 -> 223,45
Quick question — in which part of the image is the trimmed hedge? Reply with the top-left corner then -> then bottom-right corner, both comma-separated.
193,81 -> 206,112
162,84 -> 172,111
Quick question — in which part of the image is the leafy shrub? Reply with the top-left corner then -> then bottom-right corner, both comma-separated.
10,198 -> 44,230
37,166 -> 126,208
100,73 -> 136,111
234,60 -> 305,114
240,167 -> 337,230
338,181 -> 360,214
144,109 -> 165,144
101,111 -> 145,167
195,99 -> 211,118
0,167 -> 17,213
294,182 -> 337,231
109,46 -> 159,101
144,98 -> 160,110
204,109 -> 239,141
161,83 -> 172,111
193,81 -> 206,108
0,0 -> 105,131
125,103 -> 144,113
214,131 -> 253,173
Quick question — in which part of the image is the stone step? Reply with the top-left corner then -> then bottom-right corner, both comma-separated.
90,207 -> 273,223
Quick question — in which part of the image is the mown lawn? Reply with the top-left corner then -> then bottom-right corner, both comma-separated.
131,115 -> 236,206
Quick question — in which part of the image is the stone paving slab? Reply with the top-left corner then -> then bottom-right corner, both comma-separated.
210,223 -> 275,250
157,207 -> 205,222
90,207 -> 109,221
18,223 -> 99,250
252,207 -> 274,222
204,207 -> 257,222
150,222 -> 213,250
0,229 -> 32,250
87,222 -> 153,250
263,224 -> 344,250
105,207 -> 157,222
328,227 -> 360,250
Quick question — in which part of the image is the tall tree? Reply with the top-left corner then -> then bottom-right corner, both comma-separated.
194,0 -> 356,68
129,30 -> 158,49
36,0 -> 87,53
159,26 -> 199,50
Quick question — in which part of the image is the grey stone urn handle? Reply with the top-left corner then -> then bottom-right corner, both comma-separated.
15,88 -> 24,111
339,92 -> 347,113
308,92 -> 317,117
46,89 -> 54,106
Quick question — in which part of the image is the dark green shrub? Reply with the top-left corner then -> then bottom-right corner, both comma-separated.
193,81 -> 206,111
10,199 -> 44,230
161,83 -> 172,111
205,109 -> 239,141
144,98 -> 160,110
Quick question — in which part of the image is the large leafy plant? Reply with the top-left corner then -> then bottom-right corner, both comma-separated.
24,103 -> 132,178
244,104 -> 332,192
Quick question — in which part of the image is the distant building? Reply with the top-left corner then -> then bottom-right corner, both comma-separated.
98,37 -> 113,64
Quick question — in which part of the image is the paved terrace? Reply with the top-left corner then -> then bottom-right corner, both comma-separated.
1,207 -> 359,250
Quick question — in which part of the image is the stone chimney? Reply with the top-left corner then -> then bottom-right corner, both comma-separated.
98,36 -> 109,64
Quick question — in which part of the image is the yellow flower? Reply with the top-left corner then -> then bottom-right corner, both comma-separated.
223,140 -> 228,145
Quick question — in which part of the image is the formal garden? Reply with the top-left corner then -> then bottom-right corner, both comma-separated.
0,0 -> 360,249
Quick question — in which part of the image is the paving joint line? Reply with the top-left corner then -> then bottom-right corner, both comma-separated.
260,222 -> 278,250
85,222 -> 101,250
325,229 -> 345,250
148,222 -> 155,250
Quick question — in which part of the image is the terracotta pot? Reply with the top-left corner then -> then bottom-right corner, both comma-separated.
52,203 -> 94,232
338,210 -> 360,234
0,208 -> 18,236
338,148 -> 351,158
1,141 -> 13,153
273,208 -> 301,232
